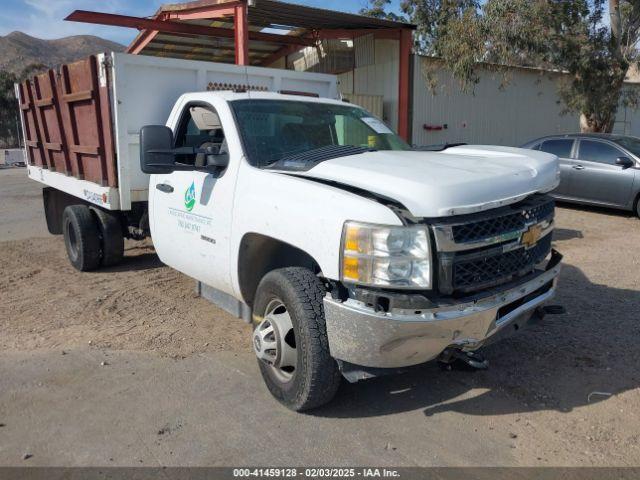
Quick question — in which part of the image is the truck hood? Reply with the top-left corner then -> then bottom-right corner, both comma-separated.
288,145 -> 560,218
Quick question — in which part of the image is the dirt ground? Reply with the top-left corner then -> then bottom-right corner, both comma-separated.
0,237 -> 251,356
1,167 -> 640,466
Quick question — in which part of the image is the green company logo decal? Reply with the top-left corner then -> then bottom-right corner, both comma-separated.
184,182 -> 196,212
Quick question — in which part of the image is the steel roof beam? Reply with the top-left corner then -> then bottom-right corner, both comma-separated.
127,29 -> 159,54
234,2 -> 249,65
315,29 -> 401,40
150,36 -> 278,54
259,45 -> 301,67
163,1 -> 244,20
65,10 -> 316,47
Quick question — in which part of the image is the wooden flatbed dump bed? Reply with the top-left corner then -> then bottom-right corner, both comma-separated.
16,52 -> 339,212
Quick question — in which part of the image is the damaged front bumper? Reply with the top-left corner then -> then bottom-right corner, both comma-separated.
324,250 -> 562,370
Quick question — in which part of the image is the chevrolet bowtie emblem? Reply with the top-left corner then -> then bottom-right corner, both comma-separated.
521,224 -> 542,248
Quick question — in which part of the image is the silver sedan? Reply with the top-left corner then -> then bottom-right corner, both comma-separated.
522,133 -> 640,218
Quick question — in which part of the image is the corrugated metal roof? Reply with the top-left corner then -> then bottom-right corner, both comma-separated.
131,0 -> 413,65
243,0 -> 411,30
161,0 -> 413,30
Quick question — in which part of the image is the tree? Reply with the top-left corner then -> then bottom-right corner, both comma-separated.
0,63 -> 48,148
361,0 -> 640,133
359,0 -> 406,22
0,70 -> 19,148
399,0 -> 480,54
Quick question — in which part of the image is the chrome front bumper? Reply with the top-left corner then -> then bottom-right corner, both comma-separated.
324,251 -> 562,369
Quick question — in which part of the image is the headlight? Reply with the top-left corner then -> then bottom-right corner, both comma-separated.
341,221 -> 432,289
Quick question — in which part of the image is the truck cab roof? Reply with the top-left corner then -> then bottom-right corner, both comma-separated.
178,90 -> 354,107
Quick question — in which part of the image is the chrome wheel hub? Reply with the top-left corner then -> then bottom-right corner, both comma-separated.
253,299 -> 297,383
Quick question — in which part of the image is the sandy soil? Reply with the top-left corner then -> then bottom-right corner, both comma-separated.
0,237 -> 252,357
1,166 -> 639,465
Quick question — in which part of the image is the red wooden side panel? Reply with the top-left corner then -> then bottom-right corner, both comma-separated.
59,56 -> 118,187
32,70 -> 71,174
17,80 -> 45,168
19,55 -> 118,188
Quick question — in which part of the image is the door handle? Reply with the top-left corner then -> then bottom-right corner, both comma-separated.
156,183 -> 174,193
572,165 -> 585,170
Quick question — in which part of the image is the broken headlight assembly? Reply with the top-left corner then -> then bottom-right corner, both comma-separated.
340,221 -> 432,289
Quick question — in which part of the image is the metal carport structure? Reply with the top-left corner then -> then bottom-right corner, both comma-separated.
64,0 -> 415,140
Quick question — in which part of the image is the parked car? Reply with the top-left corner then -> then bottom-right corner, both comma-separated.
522,133 -> 640,217
18,52 -> 563,411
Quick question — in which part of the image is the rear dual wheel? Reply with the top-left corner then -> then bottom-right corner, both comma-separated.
253,267 -> 342,412
92,207 -> 124,267
62,205 -> 124,271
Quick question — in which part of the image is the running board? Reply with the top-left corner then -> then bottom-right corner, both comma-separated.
196,282 -> 252,323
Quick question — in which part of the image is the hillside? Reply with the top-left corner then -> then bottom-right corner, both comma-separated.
0,31 -> 125,75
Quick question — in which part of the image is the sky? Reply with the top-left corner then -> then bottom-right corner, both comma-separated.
0,0 -> 404,46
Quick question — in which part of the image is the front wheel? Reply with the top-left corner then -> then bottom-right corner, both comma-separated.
253,267 -> 341,412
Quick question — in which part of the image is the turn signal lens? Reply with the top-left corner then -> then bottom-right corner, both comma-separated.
342,256 -> 361,280
344,225 -> 363,253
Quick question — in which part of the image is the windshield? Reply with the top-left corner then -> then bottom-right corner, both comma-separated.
613,136 -> 640,157
230,99 -> 411,169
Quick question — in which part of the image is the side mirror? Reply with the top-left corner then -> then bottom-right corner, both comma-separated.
615,156 -> 634,169
140,125 -> 175,174
140,125 -> 230,175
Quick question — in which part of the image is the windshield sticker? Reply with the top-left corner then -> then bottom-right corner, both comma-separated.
361,117 -> 393,135
184,182 -> 196,212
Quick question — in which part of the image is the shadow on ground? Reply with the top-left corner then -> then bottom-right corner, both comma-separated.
553,228 -> 583,241
555,201 -> 636,219
313,263 -> 640,419
100,245 -> 164,273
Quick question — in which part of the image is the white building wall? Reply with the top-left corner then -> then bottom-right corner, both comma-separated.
412,55 -> 640,147
338,38 -> 399,130
612,93 -> 640,135
1,149 -> 26,166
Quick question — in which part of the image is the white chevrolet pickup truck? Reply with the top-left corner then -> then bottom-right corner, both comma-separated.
18,53 -> 562,411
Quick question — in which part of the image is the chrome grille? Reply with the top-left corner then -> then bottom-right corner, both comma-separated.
450,196 -> 555,244
452,235 -> 552,292
432,194 -> 555,295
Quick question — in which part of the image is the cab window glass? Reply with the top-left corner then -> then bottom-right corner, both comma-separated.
173,105 -> 227,166
539,139 -> 573,158
578,140 -> 622,165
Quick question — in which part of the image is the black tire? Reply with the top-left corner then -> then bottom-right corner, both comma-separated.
62,205 -> 101,272
636,196 -> 640,219
253,267 -> 341,411
91,207 -> 124,267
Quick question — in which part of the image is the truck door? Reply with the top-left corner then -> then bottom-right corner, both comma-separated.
149,101 -> 237,294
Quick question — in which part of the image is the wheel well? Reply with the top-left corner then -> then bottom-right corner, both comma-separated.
43,188 -> 91,235
238,233 -> 321,307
